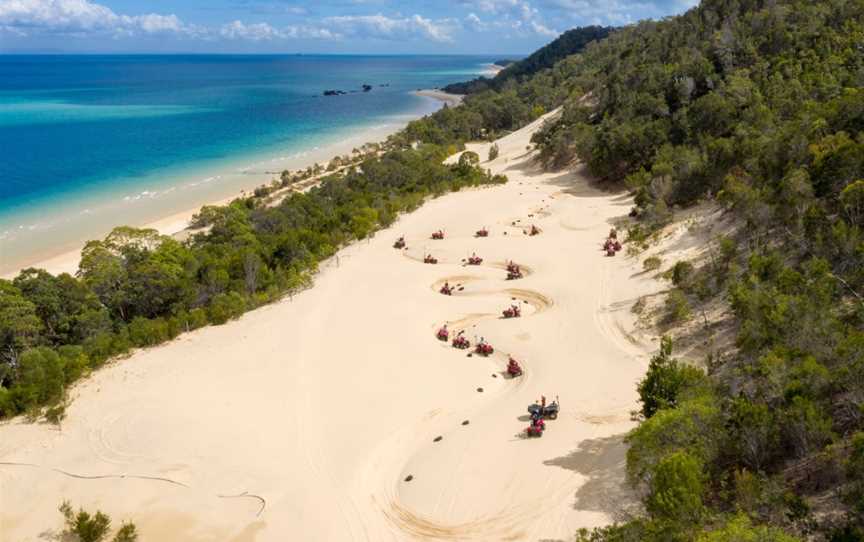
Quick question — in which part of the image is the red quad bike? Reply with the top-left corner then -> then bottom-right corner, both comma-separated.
431,230 -> 444,240
502,305 -> 521,318
475,341 -> 494,356
603,239 -> 617,257
436,326 -> 449,342
475,228 -> 489,238
507,356 -> 523,377
424,254 -> 438,264
393,236 -> 406,249
467,255 -> 483,265
452,333 -> 470,349
525,418 -> 545,437
505,260 -> 524,280
439,283 -> 454,295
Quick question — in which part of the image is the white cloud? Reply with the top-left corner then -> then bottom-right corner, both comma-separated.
220,20 -> 283,41
324,13 -> 457,43
458,0 -> 559,37
220,20 -> 337,41
465,12 -> 486,31
0,0 -> 199,37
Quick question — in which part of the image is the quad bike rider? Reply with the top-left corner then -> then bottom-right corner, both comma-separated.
424,254 -> 438,264
439,282 -> 454,295
475,228 -> 489,238
393,236 -> 406,249
526,417 -> 545,437
452,331 -> 470,349
507,356 -> 523,377
502,304 -> 521,318
436,325 -> 449,342
529,225 -> 541,236
475,338 -> 494,356
467,253 -> 483,265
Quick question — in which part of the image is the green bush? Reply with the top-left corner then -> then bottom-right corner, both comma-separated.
488,143 -> 500,161
646,451 -> 705,525
58,501 -> 138,542
208,292 -> 247,325
637,337 -> 707,419
696,514 -> 801,542
664,289 -> 691,324
643,256 -> 662,272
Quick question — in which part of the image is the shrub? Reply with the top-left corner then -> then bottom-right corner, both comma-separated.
488,143 -> 500,161
637,337 -> 707,418
696,514 -> 801,542
58,501 -> 138,542
664,289 -> 691,324
646,451 -> 705,524
671,261 -> 695,290
208,292 -> 247,325
643,256 -> 662,272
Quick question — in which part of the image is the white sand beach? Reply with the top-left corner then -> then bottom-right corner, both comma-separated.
0,113 -> 666,540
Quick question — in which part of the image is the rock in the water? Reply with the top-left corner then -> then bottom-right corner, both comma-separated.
362,84 -> 373,92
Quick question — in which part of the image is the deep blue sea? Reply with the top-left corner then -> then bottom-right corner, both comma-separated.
0,54 -> 495,273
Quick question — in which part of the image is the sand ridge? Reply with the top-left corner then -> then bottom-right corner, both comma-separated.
0,112 -> 666,541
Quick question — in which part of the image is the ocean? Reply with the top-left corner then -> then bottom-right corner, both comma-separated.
0,54 -> 494,274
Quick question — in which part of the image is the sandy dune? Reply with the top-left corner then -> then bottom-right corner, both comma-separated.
0,115 -> 664,541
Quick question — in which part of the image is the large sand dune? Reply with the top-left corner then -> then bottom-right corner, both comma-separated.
0,115 -> 664,541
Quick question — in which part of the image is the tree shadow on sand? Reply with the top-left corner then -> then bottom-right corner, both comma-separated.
543,434 -> 642,522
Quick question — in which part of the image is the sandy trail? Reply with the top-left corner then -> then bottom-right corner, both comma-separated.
0,113 -> 663,541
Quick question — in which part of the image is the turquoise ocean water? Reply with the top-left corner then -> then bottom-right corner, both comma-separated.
0,55 -> 494,272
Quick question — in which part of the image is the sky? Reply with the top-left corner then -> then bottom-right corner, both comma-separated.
0,0 -> 700,54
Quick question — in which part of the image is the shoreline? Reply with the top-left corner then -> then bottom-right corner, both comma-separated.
1,89 -> 463,279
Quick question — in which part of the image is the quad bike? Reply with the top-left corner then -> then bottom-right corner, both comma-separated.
424,254 -> 438,264
467,255 -> 483,265
475,341 -> 494,356
452,334 -> 470,349
439,283 -> 454,295
506,261 -> 519,273
603,239 -> 622,257
436,326 -> 449,341
507,356 -> 523,377
507,269 -> 524,280
475,228 -> 489,238
393,236 -> 406,249
431,230 -> 444,240
502,305 -> 521,318
529,225 -> 541,236
527,398 -> 560,420
525,418 -> 545,437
